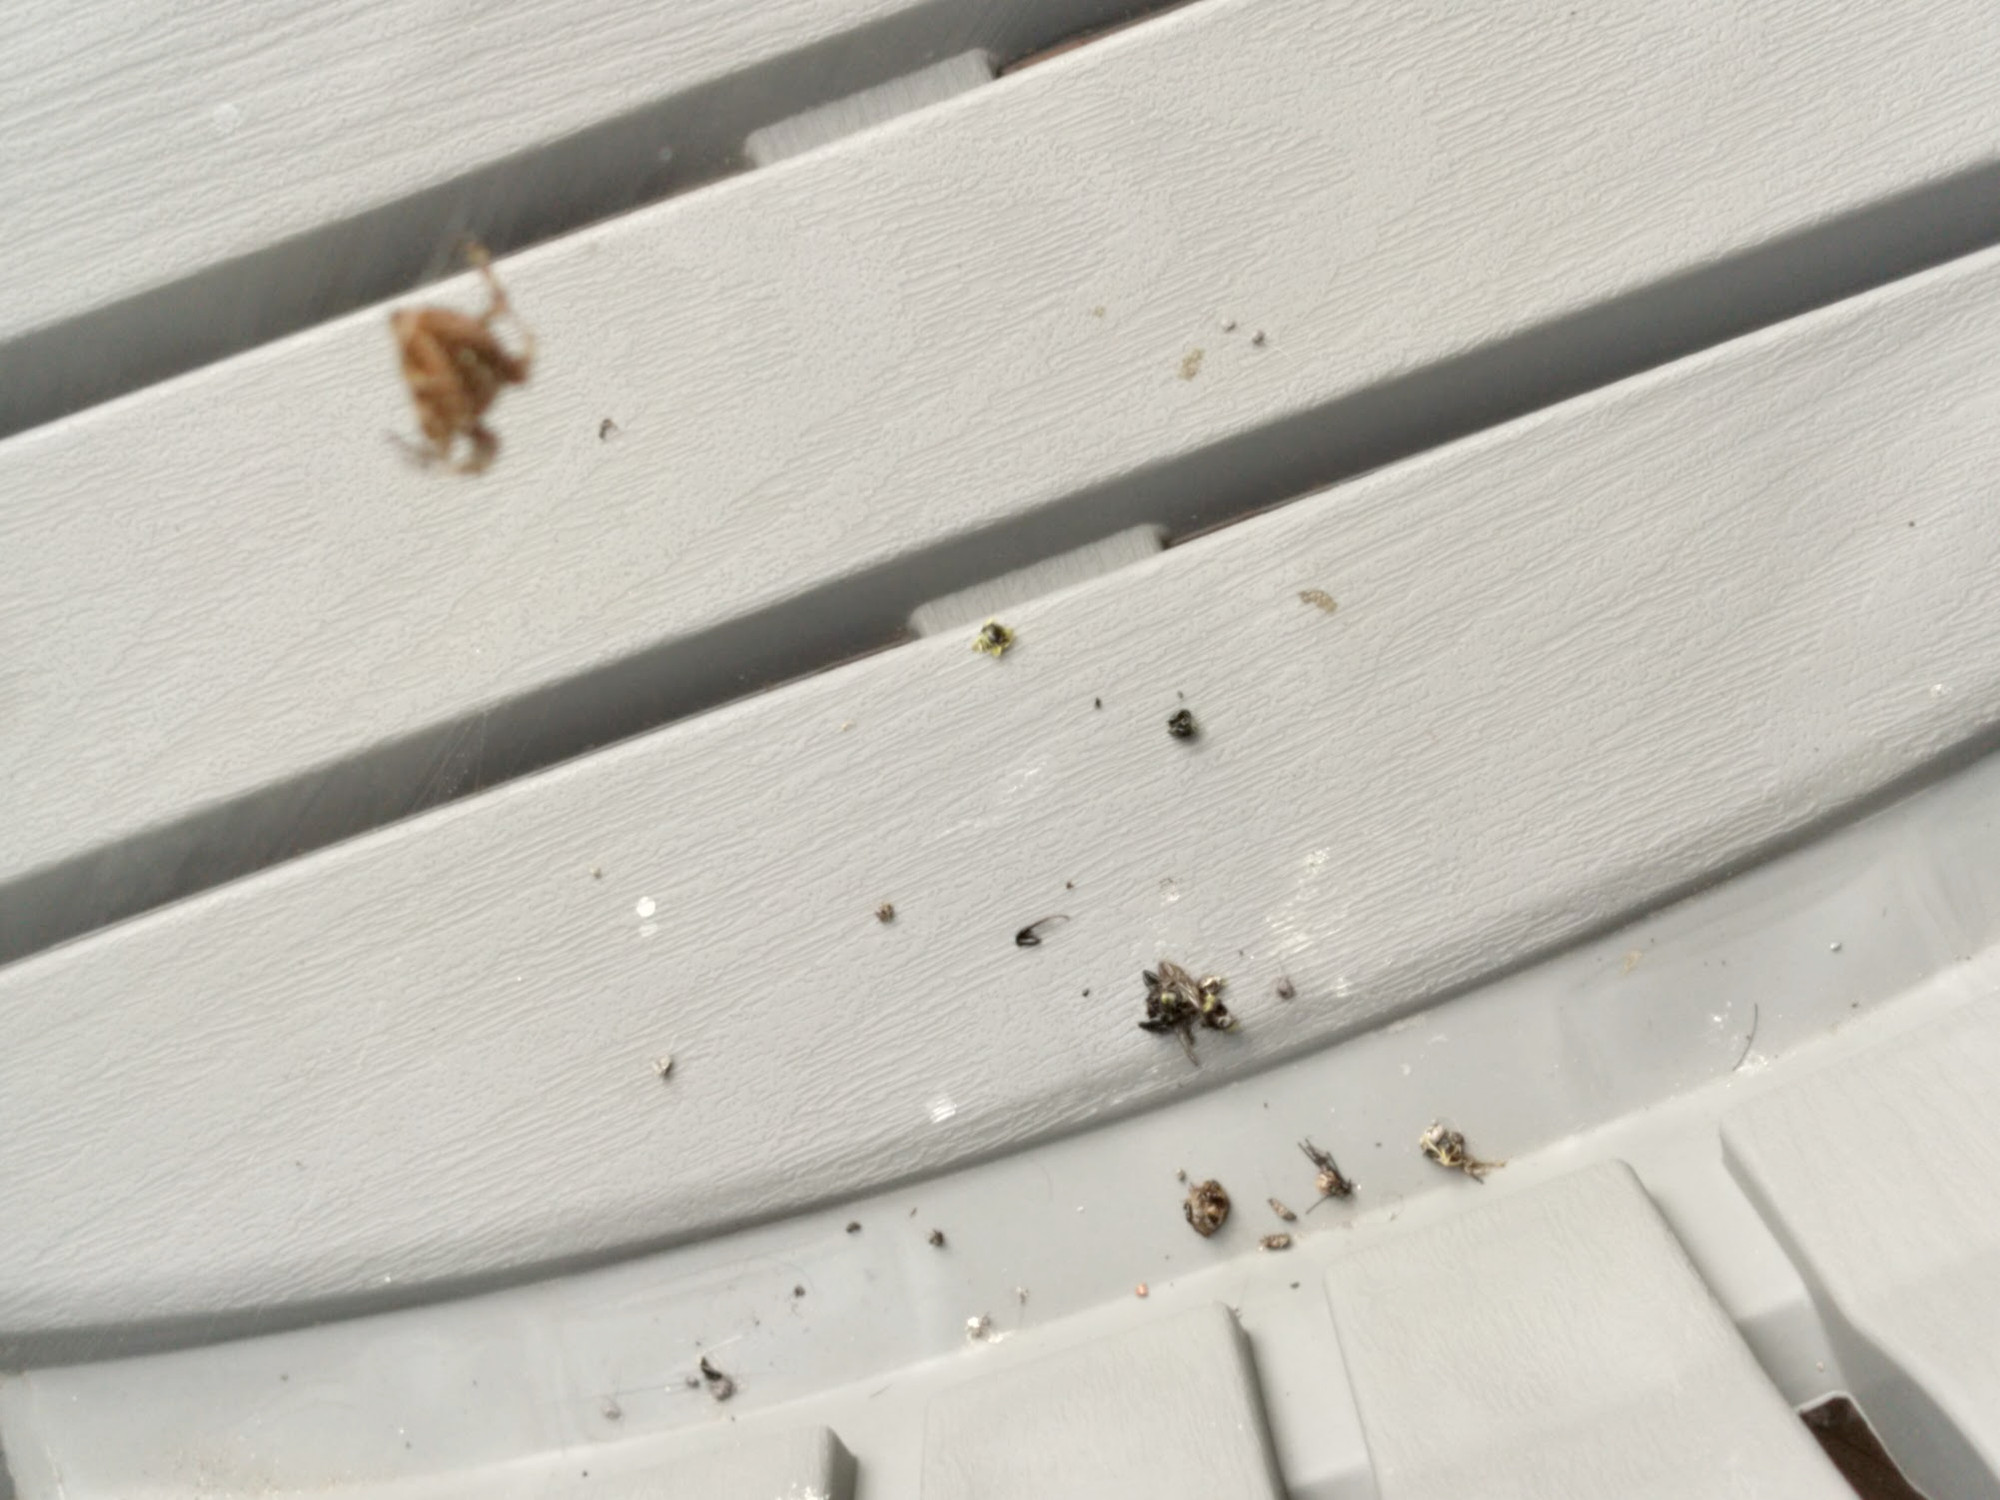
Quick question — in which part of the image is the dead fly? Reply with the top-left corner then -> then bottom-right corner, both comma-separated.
1419,1122 -> 1504,1182
1268,1198 -> 1298,1223
1015,914 -> 1070,948
1138,959 -> 1233,1064
390,240 -> 534,474
697,1355 -> 735,1401
973,620 -> 1016,658
1299,1138 -> 1355,1205
1183,1178 -> 1231,1237
1259,1233 -> 1293,1251
1166,708 -> 1198,740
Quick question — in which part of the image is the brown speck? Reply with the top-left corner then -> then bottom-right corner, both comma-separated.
1015,914 -> 1070,947
1093,697 -> 1102,709
588,865 -> 604,880
928,1228 -> 947,1248
1179,349 -> 1204,381
1166,708 -> 1197,740
1259,1233 -> 1293,1251
793,1284 -> 806,1297
1298,588 -> 1337,614
875,902 -> 896,923
845,1220 -> 862,1234
1251,330 -> 1267,346
598,418 -> 619,441
1183,1179 -> 1230,1237
1274,976 -> 1295,1001
1222,319 -> 1238,332
1269,1198 -> 1297,1223
698,1356 -> 735,1401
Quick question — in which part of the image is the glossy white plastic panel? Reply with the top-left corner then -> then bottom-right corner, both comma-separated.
5,237 -> 2000,1352
922,1304 -> 1283,1499
13,0 -> 2000,956
1325,1163 -> 1848,1499
14,734 -> 2000,1493
1725,1001 -> 2000,1500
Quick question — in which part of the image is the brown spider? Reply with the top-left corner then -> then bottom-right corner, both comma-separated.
390,241 -> 534,473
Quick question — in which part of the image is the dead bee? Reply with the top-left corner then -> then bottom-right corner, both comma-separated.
1138,959 -> 1233,1064
1268,1197 -> 1298,1223
1184,1178 -> 1231,1237
1299,1138 -> 1355,1205
697,1355 -> 735,1401
1259,1233 -> 1293,1251
390,240 -> 534,474
1419,1121 -> 1503,1181
972,620 -> 1015,658
1166,708 -> 1197,740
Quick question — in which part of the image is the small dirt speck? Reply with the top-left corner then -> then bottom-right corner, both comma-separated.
1179,349 -> 1204,381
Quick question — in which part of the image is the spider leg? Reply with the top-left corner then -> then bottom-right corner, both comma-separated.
454,424 -> 500,475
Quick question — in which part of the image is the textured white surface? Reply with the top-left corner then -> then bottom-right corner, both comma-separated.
4,239 -> 2000,1343
11,0 -> 2000,931
0,0 -> 962,342
10,748 -> 2000,1487
922,1304 -> 1282,1499
1324,1163 -> 1847,1499
745,51 -> 994,166
600,1426 -> 854,1500
1725,1001 -> 2000,1500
